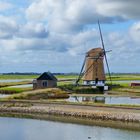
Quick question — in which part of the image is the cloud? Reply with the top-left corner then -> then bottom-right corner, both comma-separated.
0,0 -> 140,72
129,22 -> 140,42
0,15 -> 18,39
0,1 -> 13,11
26,0 -> 138,34
96,0 -> 140,19
18,22 -> 49,38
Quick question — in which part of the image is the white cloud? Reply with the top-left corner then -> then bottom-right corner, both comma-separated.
25,0 -> 140,34
129,22 -> 140,42
0,1 -> 13,11
0,0 -> 140,72
0,15 -> 18,39
18,22 -> 49,38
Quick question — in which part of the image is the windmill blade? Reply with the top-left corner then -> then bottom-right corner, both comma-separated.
75,56 -> 86,84
98,20 -> 112,84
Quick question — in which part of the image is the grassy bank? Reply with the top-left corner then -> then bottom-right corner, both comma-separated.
0,87 -> 32,94
0,81 -> 32,88
0,101 -> 139,126
5,88 -> 69,100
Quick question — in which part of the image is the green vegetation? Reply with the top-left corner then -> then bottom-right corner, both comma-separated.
0,73 -> 140,81
0,87 -> 32,94
58,84 -> 102,94
0,81 -> 31,88
0,75 -> 38,79
107,74 -> 140,81
6,88 -> 69,100
0,74 -> 140,99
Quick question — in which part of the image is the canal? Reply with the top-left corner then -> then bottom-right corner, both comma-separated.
0,117 -> 139,140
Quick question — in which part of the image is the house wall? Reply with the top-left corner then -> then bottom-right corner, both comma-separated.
33,80 -> 57,89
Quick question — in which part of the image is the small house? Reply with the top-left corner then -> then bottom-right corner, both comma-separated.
33,72 -> 57,89
131,83 -> 140,87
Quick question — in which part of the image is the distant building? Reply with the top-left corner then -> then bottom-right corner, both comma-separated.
131,83 -> 140,87
33,72 -> 57,89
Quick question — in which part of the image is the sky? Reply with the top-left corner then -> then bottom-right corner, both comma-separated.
0,0 -> 140,73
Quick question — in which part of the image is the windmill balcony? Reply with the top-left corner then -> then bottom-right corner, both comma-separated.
83,80 -> 105,86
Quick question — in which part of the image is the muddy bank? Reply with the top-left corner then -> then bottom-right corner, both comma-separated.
0,112 -> 140,131
0,101 -> 140,129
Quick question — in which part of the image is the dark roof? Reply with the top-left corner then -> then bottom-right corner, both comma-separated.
37,72 -> 57,81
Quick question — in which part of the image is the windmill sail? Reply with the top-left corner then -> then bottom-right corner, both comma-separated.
98,21 -> 112,85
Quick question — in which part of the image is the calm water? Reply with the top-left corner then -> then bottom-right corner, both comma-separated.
0,94 -> 9,98
0,79 -> 32,83
67,96 -> 140,105
112,80 -> 140,83
7,84 -> 32,88
0,117 -> 139,140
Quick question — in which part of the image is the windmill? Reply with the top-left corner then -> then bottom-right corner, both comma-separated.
75,21 -> 112,90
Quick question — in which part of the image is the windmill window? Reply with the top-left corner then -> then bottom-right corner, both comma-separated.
43,81 -> 48,87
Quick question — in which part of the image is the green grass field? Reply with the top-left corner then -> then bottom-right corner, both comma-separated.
0,75 -> 39,79
0,74 -> 140,81
0,74 -> 140,97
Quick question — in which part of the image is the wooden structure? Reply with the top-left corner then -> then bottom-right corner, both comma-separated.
33,72 -> 57,89
83,47 -> 106,86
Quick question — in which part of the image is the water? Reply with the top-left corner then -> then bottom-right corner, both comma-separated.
0,94 -> 9,98
106,97 -> 140,105
0,117 -> 139,140
7,84 -> 32,88
0,79 -> 32,83
67,96 -> 140,105
112,80 -> 140,83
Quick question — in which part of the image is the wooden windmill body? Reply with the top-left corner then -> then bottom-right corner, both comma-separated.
83,47 -> 106,86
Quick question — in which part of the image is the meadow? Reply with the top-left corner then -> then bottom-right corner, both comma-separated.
0,74 -> 140,99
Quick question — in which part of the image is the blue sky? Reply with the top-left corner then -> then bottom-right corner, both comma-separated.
0,0 -> 140,73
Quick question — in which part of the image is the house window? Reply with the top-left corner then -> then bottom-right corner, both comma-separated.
43,81 -> 48,87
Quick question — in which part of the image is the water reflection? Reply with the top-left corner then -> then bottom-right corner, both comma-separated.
67,96 -> 140,105
0,94 -> 9,98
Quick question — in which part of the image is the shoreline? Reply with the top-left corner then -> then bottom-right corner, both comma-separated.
0,100 -> 140,130
0,112 -> 140,131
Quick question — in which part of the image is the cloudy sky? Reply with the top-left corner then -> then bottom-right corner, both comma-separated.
0,0 -> 140,73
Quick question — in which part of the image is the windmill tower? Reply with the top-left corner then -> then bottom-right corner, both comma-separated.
75,21 -> 112,91
83,48 -> 106,86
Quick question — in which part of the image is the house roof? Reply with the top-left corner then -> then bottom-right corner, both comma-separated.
37,72 -> 57,81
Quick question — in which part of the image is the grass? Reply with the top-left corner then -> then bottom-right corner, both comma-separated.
0,81 -> 32,88
106,74 -> 140,81
0,74 -> 140,81
0,75 -> 39,79
0,74 -> 140,98
0,87 -> 33,94
5,88 -> 69,100
58,84 -> 103,94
